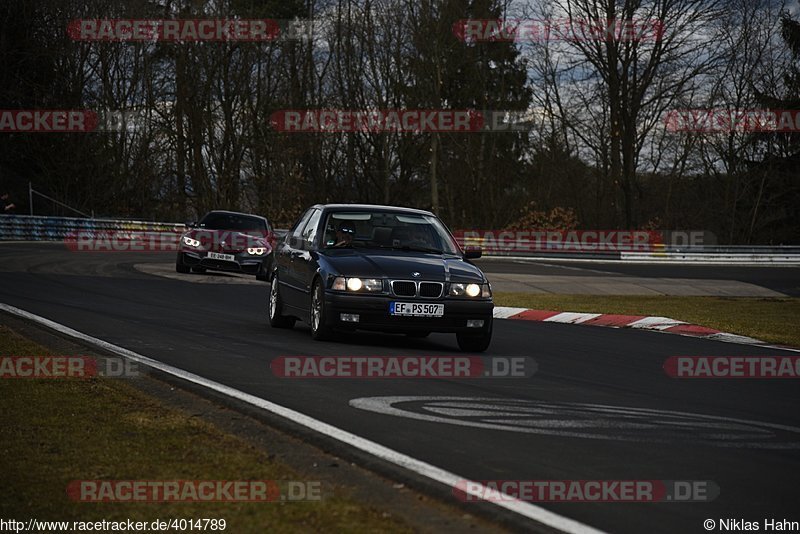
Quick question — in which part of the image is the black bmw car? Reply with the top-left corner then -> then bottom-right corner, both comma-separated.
176,210 -> 276,278
267,204 -> 493,352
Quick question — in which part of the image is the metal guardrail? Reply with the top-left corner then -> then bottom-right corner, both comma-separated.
450,237 -> 800,263
666,246 -> 800,254
0,214 -> 185,241
620,251 -> 800,264
1,215 -> 797,263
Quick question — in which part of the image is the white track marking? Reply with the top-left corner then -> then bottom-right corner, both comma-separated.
626,317 -> 687,330
706,333 -> 763,344
543,312 -> 602,324
350,396 -> 800,449
493,306 -> 800,352
0,302 -> 605,534
492,306 -> 528,319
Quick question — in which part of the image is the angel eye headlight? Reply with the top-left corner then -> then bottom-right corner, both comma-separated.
182,236 -> 201,248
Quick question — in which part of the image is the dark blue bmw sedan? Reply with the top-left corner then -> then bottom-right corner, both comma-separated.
267,204 -> 493,352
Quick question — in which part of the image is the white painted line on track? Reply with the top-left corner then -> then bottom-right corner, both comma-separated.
627,316 -> 686,330
544,312 -> 603,324
350,396 -> 800,449
493,306 -> 800,352
492,306 -> 529,319
706,333 -> 764,345
0,302 -> 606,534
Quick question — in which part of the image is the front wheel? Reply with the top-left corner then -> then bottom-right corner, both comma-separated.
175,254 -> 190,274
268,274 -> 295,329
310,279 -> 333,341
456,319 -> 493,352
256,258 -> 271,281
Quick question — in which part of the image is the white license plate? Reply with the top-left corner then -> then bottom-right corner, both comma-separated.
390,302 -> 444,317
208,252 -> 235,262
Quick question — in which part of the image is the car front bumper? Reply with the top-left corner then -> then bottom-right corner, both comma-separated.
179,250 -> 264,275
323,292 -> 493,334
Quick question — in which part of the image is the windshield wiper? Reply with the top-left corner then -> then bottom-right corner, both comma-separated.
387,244 -> 444,254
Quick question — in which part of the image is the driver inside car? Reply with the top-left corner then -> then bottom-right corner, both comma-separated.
333,221 -> 356,247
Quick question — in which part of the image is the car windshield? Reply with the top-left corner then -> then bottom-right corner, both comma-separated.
198,213 -> 267,234
322,210 -> 460,255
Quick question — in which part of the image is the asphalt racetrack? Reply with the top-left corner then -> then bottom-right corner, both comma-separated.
2,242 -> 799,533
475,258 -> 800,297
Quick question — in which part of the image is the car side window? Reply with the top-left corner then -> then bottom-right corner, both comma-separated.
300,209 -> 322,249
289,209 -> 313,239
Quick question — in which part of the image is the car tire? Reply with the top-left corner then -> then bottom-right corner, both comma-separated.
268,274 -> 295,329
256,262 -> 269,281
456,319 -> 493,352
310,279 -> 333,341
175,255 -> 191,274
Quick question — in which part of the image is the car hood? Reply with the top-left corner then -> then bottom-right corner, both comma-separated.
322,249 -> 485,283
184,229 -> 268,252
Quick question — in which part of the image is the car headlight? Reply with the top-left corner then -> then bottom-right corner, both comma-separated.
332,277 -> 383,292
449,282 -> 490,297
247,247 -> 266,255
182,236 -> 201,248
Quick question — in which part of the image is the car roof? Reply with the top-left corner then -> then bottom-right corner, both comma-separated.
312,203 -> 434,216
202,210 -> 268,222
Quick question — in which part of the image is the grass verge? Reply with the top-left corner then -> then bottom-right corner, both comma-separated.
493,294 -> 800,348
0,325 -> 409,533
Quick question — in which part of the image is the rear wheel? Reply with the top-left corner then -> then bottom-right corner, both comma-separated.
268,274 -> 295,329
175,254 -> 190,273
456,319 -> 493,352
310,279 -> 333,341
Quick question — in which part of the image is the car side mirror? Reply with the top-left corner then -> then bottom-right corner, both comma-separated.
186,221 -> 197,228
464,246 -> 482,259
